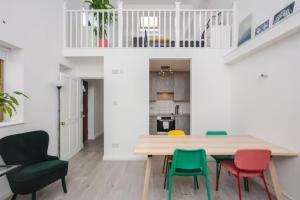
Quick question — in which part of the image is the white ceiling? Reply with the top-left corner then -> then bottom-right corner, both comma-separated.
149,59 -> 190,71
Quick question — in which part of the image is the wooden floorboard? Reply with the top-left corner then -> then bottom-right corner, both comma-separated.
10,136 -> 275,200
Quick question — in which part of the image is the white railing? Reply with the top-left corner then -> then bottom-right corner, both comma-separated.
64,2 -> 233,49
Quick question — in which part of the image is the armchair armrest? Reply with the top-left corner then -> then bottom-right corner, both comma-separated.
45,155 -> 59,161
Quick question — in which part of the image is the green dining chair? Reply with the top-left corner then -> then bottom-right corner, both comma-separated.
206,131 -> 234,191
167,148 -> 211,200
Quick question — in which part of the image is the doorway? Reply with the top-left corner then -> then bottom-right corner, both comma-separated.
81,79 -> 104,153
149,59 -> 191,135
82,80 -> 89,143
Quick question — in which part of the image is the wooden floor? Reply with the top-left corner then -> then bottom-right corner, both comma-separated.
10,136 -> 275,200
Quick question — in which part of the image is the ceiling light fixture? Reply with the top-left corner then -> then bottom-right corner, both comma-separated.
158,66 -> 173,76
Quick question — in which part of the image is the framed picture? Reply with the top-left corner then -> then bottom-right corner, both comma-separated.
273,1 -> 295,25
238,14 -> 252,46
255,20 -> 270,36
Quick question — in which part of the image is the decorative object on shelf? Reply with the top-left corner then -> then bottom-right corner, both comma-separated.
255,20 -> 270,36
55,80 -> 64,158
238,14 -> 252,46
84,0 -> 116,48
273,1 -> 295,25
0,91 -> 28,118
158,66 -> 173,77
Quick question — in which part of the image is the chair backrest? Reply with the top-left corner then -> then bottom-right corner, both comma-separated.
234,149 -> 271,171
168,130 -> 186,136
206,131 -> 228,136
171,148 -> 208,175
0,131 -> 49,166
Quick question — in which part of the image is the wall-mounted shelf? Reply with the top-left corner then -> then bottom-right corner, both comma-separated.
224,10 -> 300,65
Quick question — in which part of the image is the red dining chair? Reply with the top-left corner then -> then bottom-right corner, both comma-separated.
217,149 -> 272,200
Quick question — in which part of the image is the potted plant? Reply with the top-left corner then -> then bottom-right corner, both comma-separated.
0,91 -> 28,120
85,0 -> 117,47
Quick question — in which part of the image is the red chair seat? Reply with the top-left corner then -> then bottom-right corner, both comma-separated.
221,160 -> 262,177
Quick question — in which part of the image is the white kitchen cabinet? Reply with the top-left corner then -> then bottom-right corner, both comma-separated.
149,72 -> 157,101
175,115 -> 190,134
174,72 -> 190,102
149,116 -> 157,134
156,74 -> 174,93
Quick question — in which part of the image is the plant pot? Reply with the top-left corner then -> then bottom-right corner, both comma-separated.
98,38 -> 108,48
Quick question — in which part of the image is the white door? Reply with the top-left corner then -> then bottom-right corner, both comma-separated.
60,73 -> 83,160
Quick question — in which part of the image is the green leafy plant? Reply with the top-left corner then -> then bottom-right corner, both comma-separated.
84,0 -> 117,38
0,91 -> 28,118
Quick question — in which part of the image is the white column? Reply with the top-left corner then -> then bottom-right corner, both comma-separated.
232,1 -> 238,48
175,2 -> 181,48
118,1 -> 123,48
62,2 -> 67,48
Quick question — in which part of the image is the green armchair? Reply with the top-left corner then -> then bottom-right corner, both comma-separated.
0,130 -> 68,200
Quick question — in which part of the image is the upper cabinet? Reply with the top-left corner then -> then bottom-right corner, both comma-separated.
174,72 -> 190,102
149,72 -> 157,101
150,71 -> 190,102
157,74 -> 174,93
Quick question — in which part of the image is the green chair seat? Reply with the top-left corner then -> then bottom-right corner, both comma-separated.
13,160 -> 68,182
174,167 -> 203,175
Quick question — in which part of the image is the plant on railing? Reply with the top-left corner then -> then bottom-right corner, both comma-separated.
0,91 -> 28,118
84,0 -> 117,47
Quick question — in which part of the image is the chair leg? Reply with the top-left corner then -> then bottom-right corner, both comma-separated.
11,194 -> 18,200
244,177 -> 250,192
32,192 -> 36,200
216,162 -> 221,191
193,176 -> 199,191
168,175 -> 173,200
261,172 -> 272,200
237,175 -> 242,200
195,176 -> 199,190
164,162 -> 168,189
162,156 -> 167,174
205,175 -> 211,200
62,177 -> 68,193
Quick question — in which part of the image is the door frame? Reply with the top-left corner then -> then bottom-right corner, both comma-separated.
148,58 -> 192,134
80,78 -> 104,144
59,72 -> 83,160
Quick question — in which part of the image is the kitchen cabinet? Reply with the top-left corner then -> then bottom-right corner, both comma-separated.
174,72 -> 190,102
156,74 -> 174,93
175,115 -> 190,134
149,116 -> 157,134
149,72 -> 157,101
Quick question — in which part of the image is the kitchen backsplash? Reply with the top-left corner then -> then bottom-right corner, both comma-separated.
150,101 -> 190,115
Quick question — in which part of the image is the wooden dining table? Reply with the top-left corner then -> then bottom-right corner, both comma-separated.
134,135 -> 299,200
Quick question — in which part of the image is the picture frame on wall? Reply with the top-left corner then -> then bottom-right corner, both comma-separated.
238,14 -> 252,46
255,20 -> 270,36
273,1 -> 295,25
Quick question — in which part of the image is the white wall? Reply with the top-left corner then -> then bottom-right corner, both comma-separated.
230,0 -> 300,199
103,49 -> 231,160
234,0 -> 300,41
87,79 -> 104,140
206,0 -> 234,9
69,57 -> 104,79
0,0 -> 68,199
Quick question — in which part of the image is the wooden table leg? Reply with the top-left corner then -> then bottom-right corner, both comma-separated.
269,159 -> 283,200
142,156 -> 152,200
